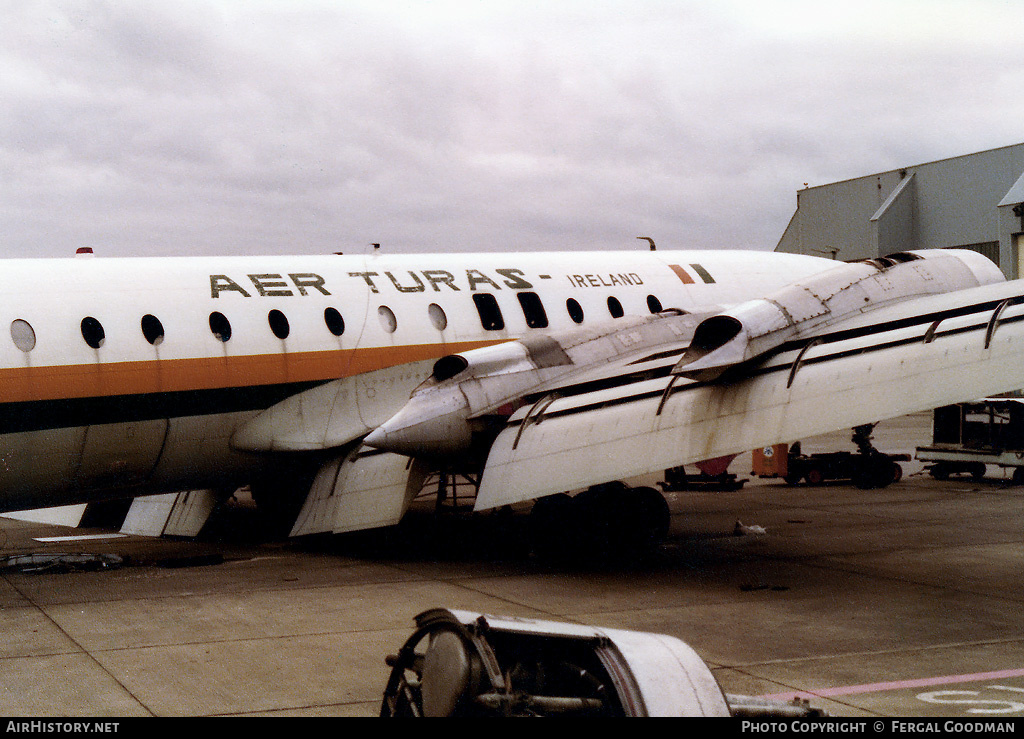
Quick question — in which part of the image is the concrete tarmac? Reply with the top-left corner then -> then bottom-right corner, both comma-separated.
2,412 -> 1023,718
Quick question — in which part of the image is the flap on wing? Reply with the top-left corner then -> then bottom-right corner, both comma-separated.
290,445 -> 430,536
475,284 -> 1024,510
1,504 -> 88,527
119,490 -> 219,537
120,493 -> 178,536
163,490 -> 220,537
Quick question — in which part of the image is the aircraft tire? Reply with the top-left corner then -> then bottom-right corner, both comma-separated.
528,494 -> 575,560
629,486 -> 670,544
854,457 -> 896,489
579,483 -> 668,561
571,484 -> 622,560
530,483 -> 670,563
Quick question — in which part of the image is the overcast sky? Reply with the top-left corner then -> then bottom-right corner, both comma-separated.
2,0 -> 1023,259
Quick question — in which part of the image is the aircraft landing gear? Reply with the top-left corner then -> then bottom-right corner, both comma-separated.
528,482 -> 670,563
852,455 -> 904,489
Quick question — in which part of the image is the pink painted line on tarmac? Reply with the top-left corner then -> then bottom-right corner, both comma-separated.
759,667 -> 1024,701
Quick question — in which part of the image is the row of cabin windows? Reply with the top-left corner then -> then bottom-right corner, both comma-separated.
474,292 -> 663,332
7,308 -> 345,353
6,291 -> 665,352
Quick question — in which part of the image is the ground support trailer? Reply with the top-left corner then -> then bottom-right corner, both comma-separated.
916,398 -> 1024,483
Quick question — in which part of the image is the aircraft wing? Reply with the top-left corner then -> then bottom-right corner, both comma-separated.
279,248 -> 1023,536
473,278 -> 1024,509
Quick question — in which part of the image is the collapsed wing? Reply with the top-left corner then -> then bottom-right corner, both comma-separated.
216,247 -> 1017,538
476,279 -> 1024,509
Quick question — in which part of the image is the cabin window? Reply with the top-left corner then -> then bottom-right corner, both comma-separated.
141,314 -> 164,346
378,305 -> 398,333
517,292 -> 548,328
268,309 -> 290,339
647,295 -> 663,313
324,307 -> 345,336
566,298 -> 584,324
209,311 -> 232,342
81,317 -> 105,349
428,303 -> 448,331
607,296 -> 624,318
472,293 -> 504,331
10,319 -> 35,352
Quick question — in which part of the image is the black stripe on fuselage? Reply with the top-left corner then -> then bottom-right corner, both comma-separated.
0,380 -> 326,435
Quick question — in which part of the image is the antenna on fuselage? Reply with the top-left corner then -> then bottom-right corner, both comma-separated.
637,236 -> 656,251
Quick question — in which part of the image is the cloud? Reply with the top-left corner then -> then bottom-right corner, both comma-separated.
1,0 -> 1022,258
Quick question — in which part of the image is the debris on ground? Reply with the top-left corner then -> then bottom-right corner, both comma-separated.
0,552 -> 125,574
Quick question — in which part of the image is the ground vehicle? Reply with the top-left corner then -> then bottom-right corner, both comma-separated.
783,447 -> 907,488
754,425 -> 908,489
916,398 -> 1024,482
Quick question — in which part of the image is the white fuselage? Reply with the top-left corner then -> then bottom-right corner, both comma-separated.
0,249 -> 839,512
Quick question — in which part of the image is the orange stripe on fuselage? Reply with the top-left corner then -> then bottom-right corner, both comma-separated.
0,340 -> 503,404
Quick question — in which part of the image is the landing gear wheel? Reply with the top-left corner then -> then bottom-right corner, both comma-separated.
529,484 -> 671,563
621,486 -> 670,551
571,484 -> 622,560
855,456 -> 899,489
528,494 -> 574,560
853,468 -> 872,489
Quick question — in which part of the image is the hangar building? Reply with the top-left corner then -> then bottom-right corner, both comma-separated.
774,142 -> 1024,279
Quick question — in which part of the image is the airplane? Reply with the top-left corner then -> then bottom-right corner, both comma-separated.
1,244 -> 1020,552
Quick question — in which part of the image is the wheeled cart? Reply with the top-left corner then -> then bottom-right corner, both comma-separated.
916,398 -> 1024,482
